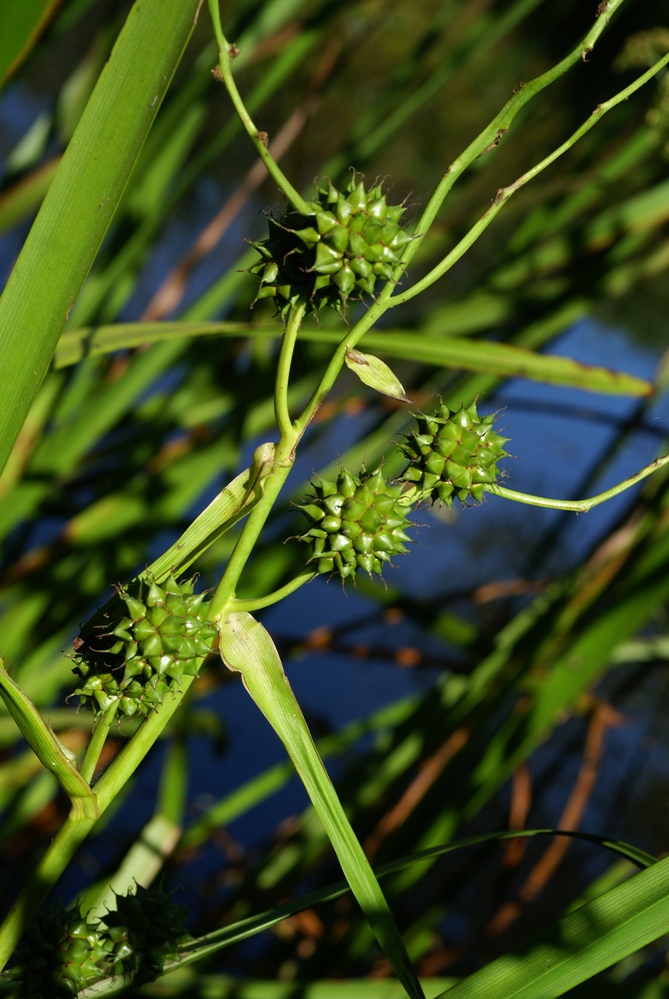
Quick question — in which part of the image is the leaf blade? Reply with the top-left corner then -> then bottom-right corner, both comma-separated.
57,321 -> 654,396
219,611 -> 425,999
0,0 -> 201,475
434,856 -> 669,999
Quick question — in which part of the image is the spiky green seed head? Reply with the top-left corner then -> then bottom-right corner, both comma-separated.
250,174 -> 411,315
398,401 -> 509,507
101,883 -> 191,986
72,575 -> 217,718
10,888 -> 191,996
298,467 -> 414,580
10,902 -> 113,998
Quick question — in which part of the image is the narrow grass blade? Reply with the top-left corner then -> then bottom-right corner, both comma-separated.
170,828 -> 653,968
57,322 -> 653,396
434,854 -> 669,999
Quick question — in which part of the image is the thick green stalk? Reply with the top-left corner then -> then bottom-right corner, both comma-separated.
0,808 -> 97,970
0,657 -> 93,804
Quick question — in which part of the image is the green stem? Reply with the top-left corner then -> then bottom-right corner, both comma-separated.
391,0 -> 629,282
219,612 -> 426,999
80,702 -> 118,784
390,46 -> 669,307
144,443 -> 284,585
207,0 -> 310,214
291,7 -> 658,433
230,569 -> 316,613
0,657 -> 93,804
293,283 -> 396,436
275,303 -> 306,439
487,453 -> 669,512
93,674 -> 197,814
211,303 -> 308,617
0,673 -> 201,971
0,806 -> 97,970
209,451 -> 296,617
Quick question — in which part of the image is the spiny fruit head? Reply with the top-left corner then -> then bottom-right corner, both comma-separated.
72,575 -> 217,718
10,887 -> 191,996
250,173 -> 412,316
298,467 -> 414,581
101,883 -> 191,986
10,901 -> 111,998
398,400 -> 509,508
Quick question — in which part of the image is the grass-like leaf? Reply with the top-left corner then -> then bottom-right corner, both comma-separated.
434,854 -> 669,999
219,610 -> 426,999
57,322 -> 654,396
0,0 -> 201,475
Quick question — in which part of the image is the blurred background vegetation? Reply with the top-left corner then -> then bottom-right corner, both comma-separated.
2,0 -> 669,994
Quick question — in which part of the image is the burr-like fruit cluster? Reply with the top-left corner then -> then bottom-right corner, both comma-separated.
298,467 -> 414,580
72,575 -> 216,717
398,400 -> 509,507
10,885 -> 190,997
251,175 -> 411,315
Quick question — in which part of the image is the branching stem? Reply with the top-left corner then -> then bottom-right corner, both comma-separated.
390,45 -> 669,307
392,0 -> 629,281
230,569 -> 316,613
80,702 -> 119,784
275,303 -> 306,439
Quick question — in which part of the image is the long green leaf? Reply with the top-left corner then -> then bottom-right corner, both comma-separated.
0,0 -> 201,476
56,322 -> 653,395
155,829 -> 654,975
0,0 -> 60,86
435,854 -> 669,999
